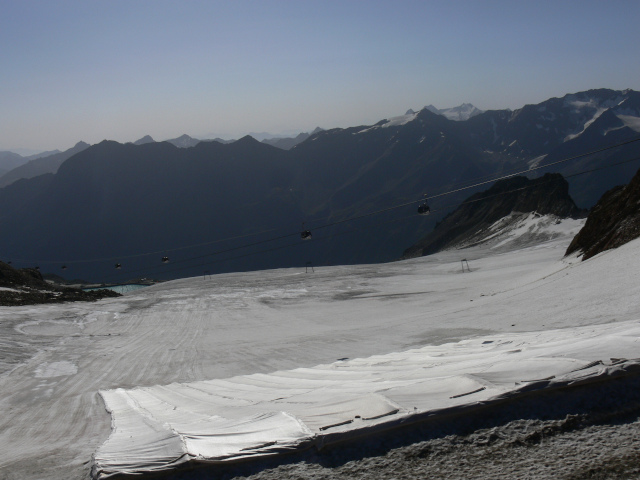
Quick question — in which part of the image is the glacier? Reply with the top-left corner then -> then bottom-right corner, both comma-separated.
1,216 -> 640,479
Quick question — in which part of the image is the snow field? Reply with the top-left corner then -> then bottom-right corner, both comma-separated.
2,217 -> 640,479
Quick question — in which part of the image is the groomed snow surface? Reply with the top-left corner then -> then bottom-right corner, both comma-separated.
2,216 -> 640,479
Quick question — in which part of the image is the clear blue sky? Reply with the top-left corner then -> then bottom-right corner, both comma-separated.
2,0 -> 639,152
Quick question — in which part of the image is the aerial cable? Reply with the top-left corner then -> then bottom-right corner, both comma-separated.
419,154 -> 640,216
93,151 -> 640,282
298,136 -> 640,233
9,226 -> 282,265
425,136 -> 640,202
102,213 -> 419,281
312,136 -> 640,218
96,229 -> 303,279
200,152 -> 640,277
7,136 -> 640,269
564,154 -> 640,180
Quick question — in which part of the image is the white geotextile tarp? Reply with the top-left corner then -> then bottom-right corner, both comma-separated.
94,319 -> 640,478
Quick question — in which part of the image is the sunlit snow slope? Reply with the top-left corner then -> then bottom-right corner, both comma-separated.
1,216 -> 640,480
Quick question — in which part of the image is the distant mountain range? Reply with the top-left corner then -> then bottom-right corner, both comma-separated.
0,149 -> 61,174
0,142 -> 89,188
261,127 -> 324,150
0,129 -> 325,187
0,151 -> 27,177
1,88 -> 639,282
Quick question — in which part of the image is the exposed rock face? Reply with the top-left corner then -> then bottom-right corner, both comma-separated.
0,261 -> 120,306
404,173 -> 586,258
566,167 -> 640,260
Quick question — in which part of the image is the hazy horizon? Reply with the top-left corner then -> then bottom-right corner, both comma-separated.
2,0 -> 639,152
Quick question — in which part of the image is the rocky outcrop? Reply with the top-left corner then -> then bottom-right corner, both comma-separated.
566,167 -> 640,260
404,173 -> 586,258
0,261 -> 120,306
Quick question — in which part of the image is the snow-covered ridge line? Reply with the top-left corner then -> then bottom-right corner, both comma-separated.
354,102 -> 483,134
475,213 -> 583,251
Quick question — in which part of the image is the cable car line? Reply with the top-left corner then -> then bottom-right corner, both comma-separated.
104,213 -> 420,280
105,148 -> 638,281
7,226 -> 283,265
366,136 -> 640,208
209,151 -> 640,279
295,136 -> 640,235
426,136 -> 640,202
73,151 -> 640,282
6,136 -> 639,273
97,230 -> 302,280
19,136 -> 640,268
416,154 -> 640,217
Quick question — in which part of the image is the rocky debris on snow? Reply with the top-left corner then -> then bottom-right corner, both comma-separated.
566,166 -> 640,260
0,261 -> 120,306
403,173 -> 586,258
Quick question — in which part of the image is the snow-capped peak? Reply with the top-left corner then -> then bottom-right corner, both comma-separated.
422,103 -> 483,121
381,111 -> 419,128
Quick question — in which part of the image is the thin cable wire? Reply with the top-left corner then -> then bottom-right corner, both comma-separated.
429,154 -> 640,215
112,214 -> 419,279
98,152 -> 640,282
9,226 -> 282,265
297,137 -> 640,233
9,136 -> 640,269
154,152 -> 640,279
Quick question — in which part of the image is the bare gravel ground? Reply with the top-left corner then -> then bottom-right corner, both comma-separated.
165,373 -> 640,480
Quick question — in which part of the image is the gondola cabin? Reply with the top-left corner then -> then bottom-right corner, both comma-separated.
417,203 -> 430,215
418,194 -> 430,215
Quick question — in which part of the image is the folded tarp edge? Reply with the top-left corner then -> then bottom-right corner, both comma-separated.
91,359 -> 640,478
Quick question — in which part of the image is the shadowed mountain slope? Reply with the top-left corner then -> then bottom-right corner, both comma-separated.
566,166 -> 640,260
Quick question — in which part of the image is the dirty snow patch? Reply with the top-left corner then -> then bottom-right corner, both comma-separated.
381,112 -> 418,128
35,361 -> 78,378
618,115 -> 640,133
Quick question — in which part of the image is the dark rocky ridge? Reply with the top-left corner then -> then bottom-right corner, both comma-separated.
566,166 -> 640,260
404,173 -> 586,258
0,261 -> 120,306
